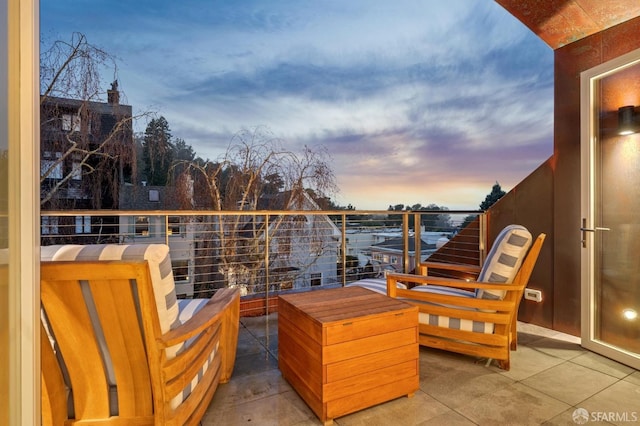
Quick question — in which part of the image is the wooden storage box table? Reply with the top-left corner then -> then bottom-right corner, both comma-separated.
278,286 -> 419,425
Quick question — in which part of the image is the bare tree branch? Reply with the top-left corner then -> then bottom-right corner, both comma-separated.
172,125 -> 338,294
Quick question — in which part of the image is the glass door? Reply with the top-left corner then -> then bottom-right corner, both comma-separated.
580,49 -> 640,369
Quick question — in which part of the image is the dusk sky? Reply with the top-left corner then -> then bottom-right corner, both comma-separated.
40,1 -> 554,210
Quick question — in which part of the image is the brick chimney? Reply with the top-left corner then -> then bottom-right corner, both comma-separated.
107,80 -> 120,104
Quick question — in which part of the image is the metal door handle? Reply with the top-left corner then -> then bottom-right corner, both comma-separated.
581,218 -> 610,248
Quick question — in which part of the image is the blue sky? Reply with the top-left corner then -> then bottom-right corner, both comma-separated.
40,0 -> 554,210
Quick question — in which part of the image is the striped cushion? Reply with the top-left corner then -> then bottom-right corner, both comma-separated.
173,299 -> 219,410
346,278 -> 406,294
419,312 -> 495,334
178,298 -> 210,348
410,285 -> 495,334
476,225 -> 532,300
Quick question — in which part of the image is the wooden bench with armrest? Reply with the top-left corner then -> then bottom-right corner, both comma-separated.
40,244 -> 240,426
386,226 -> 545,371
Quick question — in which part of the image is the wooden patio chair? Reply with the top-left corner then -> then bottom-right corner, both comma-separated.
386,225 -> 545,370
40,244 -> 240,426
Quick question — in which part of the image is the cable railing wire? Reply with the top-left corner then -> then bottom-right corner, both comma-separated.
40,209 -> 485,300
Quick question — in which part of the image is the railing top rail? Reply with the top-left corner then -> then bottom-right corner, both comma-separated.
41,209 -> 485,217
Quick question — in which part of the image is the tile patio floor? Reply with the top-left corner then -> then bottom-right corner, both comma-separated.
204,314 -> 640,426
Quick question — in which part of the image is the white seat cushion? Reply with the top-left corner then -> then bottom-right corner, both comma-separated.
346,278 -> 406,294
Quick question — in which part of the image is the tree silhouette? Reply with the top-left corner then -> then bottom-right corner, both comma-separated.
461,182 -> 506,229
480,182 -> 506,210
142,116 -> 174,185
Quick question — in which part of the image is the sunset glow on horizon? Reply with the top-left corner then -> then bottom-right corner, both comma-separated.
40,1 -> 554,210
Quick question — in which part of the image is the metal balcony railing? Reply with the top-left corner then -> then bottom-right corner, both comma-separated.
40,209 -> 485,312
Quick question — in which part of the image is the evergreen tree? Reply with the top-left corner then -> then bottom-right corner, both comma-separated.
173,138 -> 195,162
142,116 -> 174,185
461,182 -> 507,229
480,182 -> 506,210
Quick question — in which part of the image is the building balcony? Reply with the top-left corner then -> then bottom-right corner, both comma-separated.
38,208 -> 640,424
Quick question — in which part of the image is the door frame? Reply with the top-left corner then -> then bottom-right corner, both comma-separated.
580,47 -> 640,369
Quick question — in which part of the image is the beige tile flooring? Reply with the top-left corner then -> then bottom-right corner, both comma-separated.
204,314 -> 640,426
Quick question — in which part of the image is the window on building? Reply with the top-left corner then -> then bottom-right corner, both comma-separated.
135,216 -> 150,236
168,216 -> 181,236
75,216 -> 91,234
172,260 -> 189,282
310,272 -> 322,286
40,152 -> 63,179
71,161 -> 82,180
42,216 -> 59,235
62,113 -> 81,132
149,190 -> 159,202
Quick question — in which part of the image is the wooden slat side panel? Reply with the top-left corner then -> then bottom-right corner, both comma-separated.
40,323 -> 68,426
326,375 -> 419,420
418,322 -> 508,347
163,323 -> 220,382
418,334 -> 508,360
219,289 -> 240,383
67,417 -> 154,426
323,359 -> 418,402
89,275 -> 153,417
278,332 -> 323,397
325,307 -> 418,345
278,298 -> 322,343
164,327 -> 219,401
325,343 -> 418,383
278,312 -> 322,364
40,275 -> 111,420
324,327 -> 417,364
278,357 -> 325,421
313,299 -> 417,323
398,289 -> 517,315
166,354 -> 222,426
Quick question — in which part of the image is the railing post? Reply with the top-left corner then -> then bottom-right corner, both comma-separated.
341,213 -> 346,286
264,214 -> 270,315
163,215 -> 169,246
414,212 -> 421,271
479,212 -> 487,266
402,212 -> 410,273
